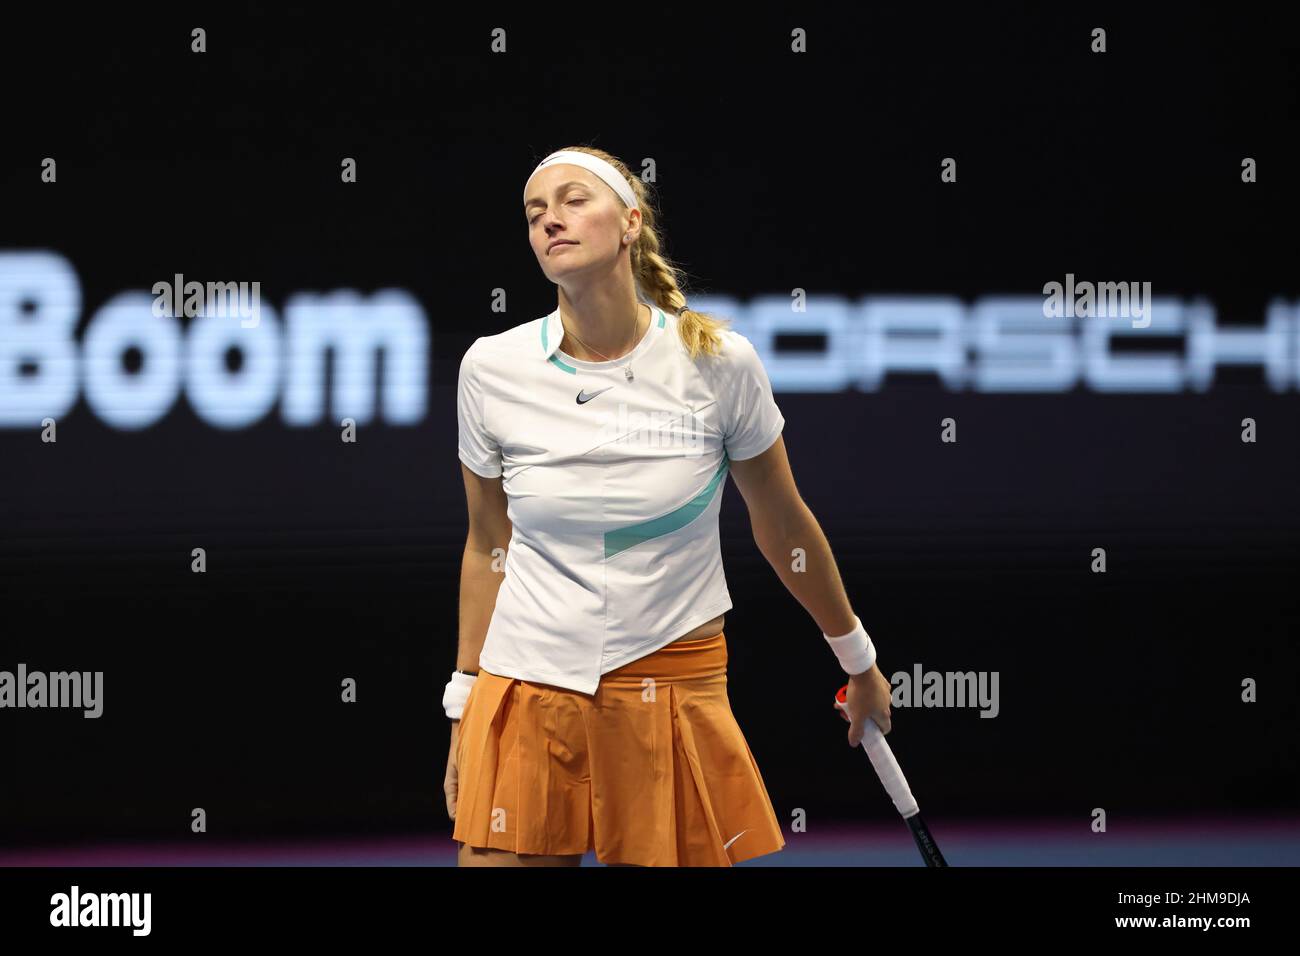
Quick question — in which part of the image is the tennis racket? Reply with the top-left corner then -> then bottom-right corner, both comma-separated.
834,684 -> 947,866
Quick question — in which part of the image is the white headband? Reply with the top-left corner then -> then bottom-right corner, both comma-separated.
524,150 -> 638,211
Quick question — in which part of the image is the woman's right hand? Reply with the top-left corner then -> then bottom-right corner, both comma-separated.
445,719 -> 461,820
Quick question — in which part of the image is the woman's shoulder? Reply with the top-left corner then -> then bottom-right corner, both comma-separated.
686,321 -> 763,378
463,312 -> 551,366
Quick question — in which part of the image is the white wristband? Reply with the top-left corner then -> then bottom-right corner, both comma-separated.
823,614 -> 876,675
443,670 -> 478,720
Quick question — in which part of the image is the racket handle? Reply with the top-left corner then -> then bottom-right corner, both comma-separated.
835,688 -> 919,819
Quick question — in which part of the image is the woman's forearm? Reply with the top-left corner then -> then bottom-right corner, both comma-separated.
456,539 -> 507,671
751,501 -> 858,638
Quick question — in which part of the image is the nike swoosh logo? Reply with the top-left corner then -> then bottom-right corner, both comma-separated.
722,829 -> 750,850
576,386 -> 614,404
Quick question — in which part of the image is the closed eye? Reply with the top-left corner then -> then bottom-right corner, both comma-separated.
528,197 -> 587,226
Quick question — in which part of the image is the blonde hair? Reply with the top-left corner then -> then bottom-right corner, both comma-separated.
549,145 -> 730,359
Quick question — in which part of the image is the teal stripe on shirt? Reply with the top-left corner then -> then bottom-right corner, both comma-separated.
603,454 -> 730,558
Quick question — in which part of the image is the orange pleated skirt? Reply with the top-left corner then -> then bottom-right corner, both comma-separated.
452,629 -> 786,866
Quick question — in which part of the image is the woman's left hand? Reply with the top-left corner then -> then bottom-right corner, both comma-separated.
836,663 -> 892,747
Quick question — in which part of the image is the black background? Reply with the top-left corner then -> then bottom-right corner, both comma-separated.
2,3 -> 1298,847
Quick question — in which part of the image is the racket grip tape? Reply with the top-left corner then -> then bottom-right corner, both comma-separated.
835,684 -> 918,817
835,684 -> 947,867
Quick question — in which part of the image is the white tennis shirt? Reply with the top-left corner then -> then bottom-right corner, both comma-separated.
457,305 -> 785,694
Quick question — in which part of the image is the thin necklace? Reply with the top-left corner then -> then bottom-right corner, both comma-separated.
561,305 -> 646,382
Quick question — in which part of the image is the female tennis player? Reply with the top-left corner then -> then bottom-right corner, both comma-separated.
443,146 -> 893,867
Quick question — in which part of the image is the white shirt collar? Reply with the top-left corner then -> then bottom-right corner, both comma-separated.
539,309 -> 564,360
539,306 -> 665,361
